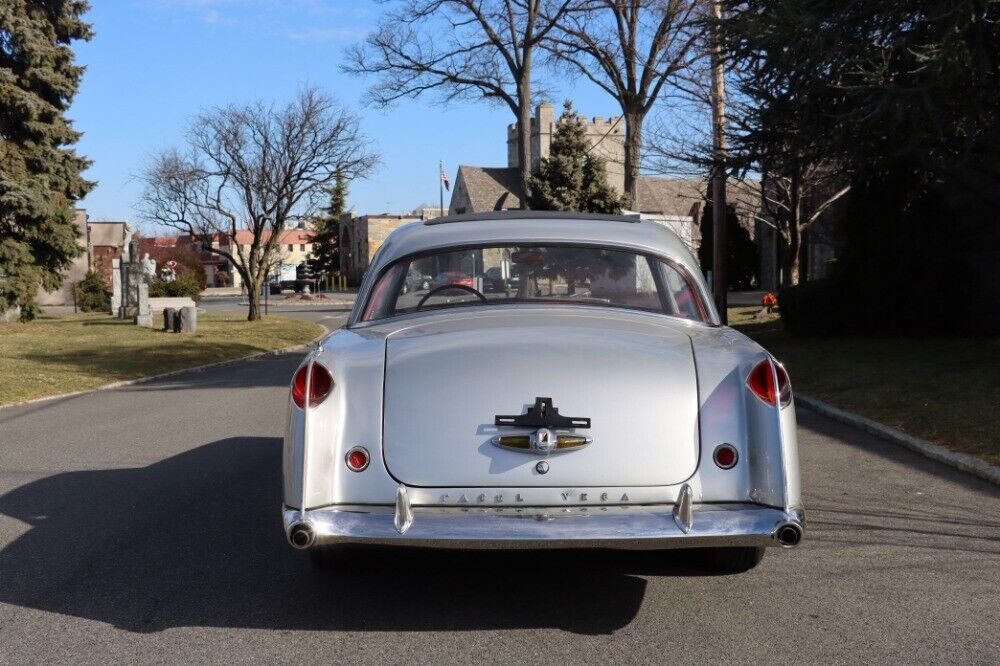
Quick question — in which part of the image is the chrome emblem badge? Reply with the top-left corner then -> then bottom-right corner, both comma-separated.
530,428 -> 557,454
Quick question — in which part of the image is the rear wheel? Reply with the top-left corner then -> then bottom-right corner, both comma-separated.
702,547 -> 765,574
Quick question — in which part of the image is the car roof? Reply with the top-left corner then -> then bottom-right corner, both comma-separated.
351,211 -> 717,326
369,211 -> 699,275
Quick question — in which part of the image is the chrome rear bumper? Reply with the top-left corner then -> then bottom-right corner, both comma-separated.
283,499 -> 805,551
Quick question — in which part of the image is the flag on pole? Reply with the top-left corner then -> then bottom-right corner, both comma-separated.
439,163 -> 450,191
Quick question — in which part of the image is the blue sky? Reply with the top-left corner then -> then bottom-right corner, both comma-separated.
71,0 -> 617,227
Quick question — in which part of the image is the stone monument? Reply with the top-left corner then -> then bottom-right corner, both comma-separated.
110,257 -> 122,315
134,250 -> 156,327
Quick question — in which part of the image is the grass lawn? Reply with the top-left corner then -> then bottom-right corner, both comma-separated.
0,313 -> 323,406
730,306 -> 1000,466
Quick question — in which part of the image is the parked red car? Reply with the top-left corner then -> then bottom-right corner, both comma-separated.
430,271 -> 473,289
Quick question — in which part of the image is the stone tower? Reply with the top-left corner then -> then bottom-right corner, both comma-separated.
506,102 -> 626,194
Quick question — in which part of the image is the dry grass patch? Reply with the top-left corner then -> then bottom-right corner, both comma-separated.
0,313 -> 322,406
731,306 -> 1000,466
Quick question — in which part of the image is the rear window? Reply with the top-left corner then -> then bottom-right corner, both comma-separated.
360,245 -> 708,323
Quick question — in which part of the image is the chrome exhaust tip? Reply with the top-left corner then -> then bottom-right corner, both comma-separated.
288,522 -> 315,549
775,522 -> 803,547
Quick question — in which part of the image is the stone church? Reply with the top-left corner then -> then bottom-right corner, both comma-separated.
448,102 -> 760,258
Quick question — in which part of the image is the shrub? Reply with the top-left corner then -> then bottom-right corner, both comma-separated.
778,280 -> 845,336
74,271 -> 110,312
780,267 -> 999,336
148,275 -> 202,303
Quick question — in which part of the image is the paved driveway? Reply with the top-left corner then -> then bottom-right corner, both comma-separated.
0,314 -> 997,663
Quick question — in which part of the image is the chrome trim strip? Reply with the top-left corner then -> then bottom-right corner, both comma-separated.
283,502 -> 803,551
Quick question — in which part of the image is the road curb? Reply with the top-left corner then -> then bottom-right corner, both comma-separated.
797,394 -> 1000,486
0,325 -> 329,413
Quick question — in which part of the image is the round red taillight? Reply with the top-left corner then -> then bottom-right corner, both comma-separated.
290,362 -> 334,410
713,444 -> 738,469
345,447 -> 369,472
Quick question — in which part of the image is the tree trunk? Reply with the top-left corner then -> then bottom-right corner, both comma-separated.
516,74 -> 533,207
242,266 -> 262,321
788,164 -> 802,286
623,110 -> 643,209
785,226 -> 800,288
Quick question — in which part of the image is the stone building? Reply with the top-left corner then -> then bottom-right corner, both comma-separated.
339,213 -> 423,284
337,207 -> 451,284
34,212 -> 134,306
87,221 -> 132,289
449,103 -> 760,245
507,102 -> 626,193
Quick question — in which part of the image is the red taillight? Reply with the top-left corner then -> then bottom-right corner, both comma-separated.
713,444 -> 738,469
747,359 -> 777,406
309,363 -> 333,407
775,362 -> 792,408
747,358 -> 792,408
345,447 -> 369,472
291,362 -> 334,409
291,365 -> 309,409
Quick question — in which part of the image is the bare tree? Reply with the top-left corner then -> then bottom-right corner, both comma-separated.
758,162 -> 850,286
138,89 -> 378,320
344,0 -> 575,200
542,0 -> 700,207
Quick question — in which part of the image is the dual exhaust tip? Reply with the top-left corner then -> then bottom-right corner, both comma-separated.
775,522 -> 803,547
288,522 -> 315,549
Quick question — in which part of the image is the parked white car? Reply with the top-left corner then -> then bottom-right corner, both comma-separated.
283,212 -> 803,572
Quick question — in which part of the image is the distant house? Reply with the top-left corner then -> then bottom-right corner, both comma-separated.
213,229 -> 317,288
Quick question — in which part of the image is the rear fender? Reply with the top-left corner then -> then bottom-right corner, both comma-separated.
282,329 -> 398,509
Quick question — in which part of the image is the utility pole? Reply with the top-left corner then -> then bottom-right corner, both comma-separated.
709,0 -> 728,323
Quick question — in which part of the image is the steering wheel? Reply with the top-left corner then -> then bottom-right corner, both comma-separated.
416,283 -> 487,309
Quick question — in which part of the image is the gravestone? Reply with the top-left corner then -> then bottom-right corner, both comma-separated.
110,258 -> 122,315
135,280 -> 153,328
178,306 -> 197,333
163,307 -> 176,332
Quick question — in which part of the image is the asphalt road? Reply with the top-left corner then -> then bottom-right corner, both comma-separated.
199,295 -> 355,327
1,310 -> 998,663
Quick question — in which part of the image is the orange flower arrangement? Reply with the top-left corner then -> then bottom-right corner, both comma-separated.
761,293 -> 778,308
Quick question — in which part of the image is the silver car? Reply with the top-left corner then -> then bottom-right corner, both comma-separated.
283,211 -> 803,572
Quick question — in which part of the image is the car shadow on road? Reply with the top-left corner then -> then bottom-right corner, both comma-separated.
0,436 -> 718,636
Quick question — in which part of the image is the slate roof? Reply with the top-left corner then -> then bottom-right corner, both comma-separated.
636,177 -> 761,221
454,166 -> 524,212
453,165 -> 760,222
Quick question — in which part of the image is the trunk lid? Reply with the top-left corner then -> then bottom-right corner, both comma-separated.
382,309 -> 700,487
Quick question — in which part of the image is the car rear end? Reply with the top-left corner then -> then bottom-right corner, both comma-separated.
281,214 -> 803,570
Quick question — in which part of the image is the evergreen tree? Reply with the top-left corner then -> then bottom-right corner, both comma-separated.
307,173 -> 347,277
0,1 -> 94,321
528,101 -> 626,214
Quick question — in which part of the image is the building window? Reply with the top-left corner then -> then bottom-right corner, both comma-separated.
300,244 -> 305,252
288,244 -> 293,251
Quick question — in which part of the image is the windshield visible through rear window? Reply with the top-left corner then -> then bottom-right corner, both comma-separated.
360,245 -> 708,322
